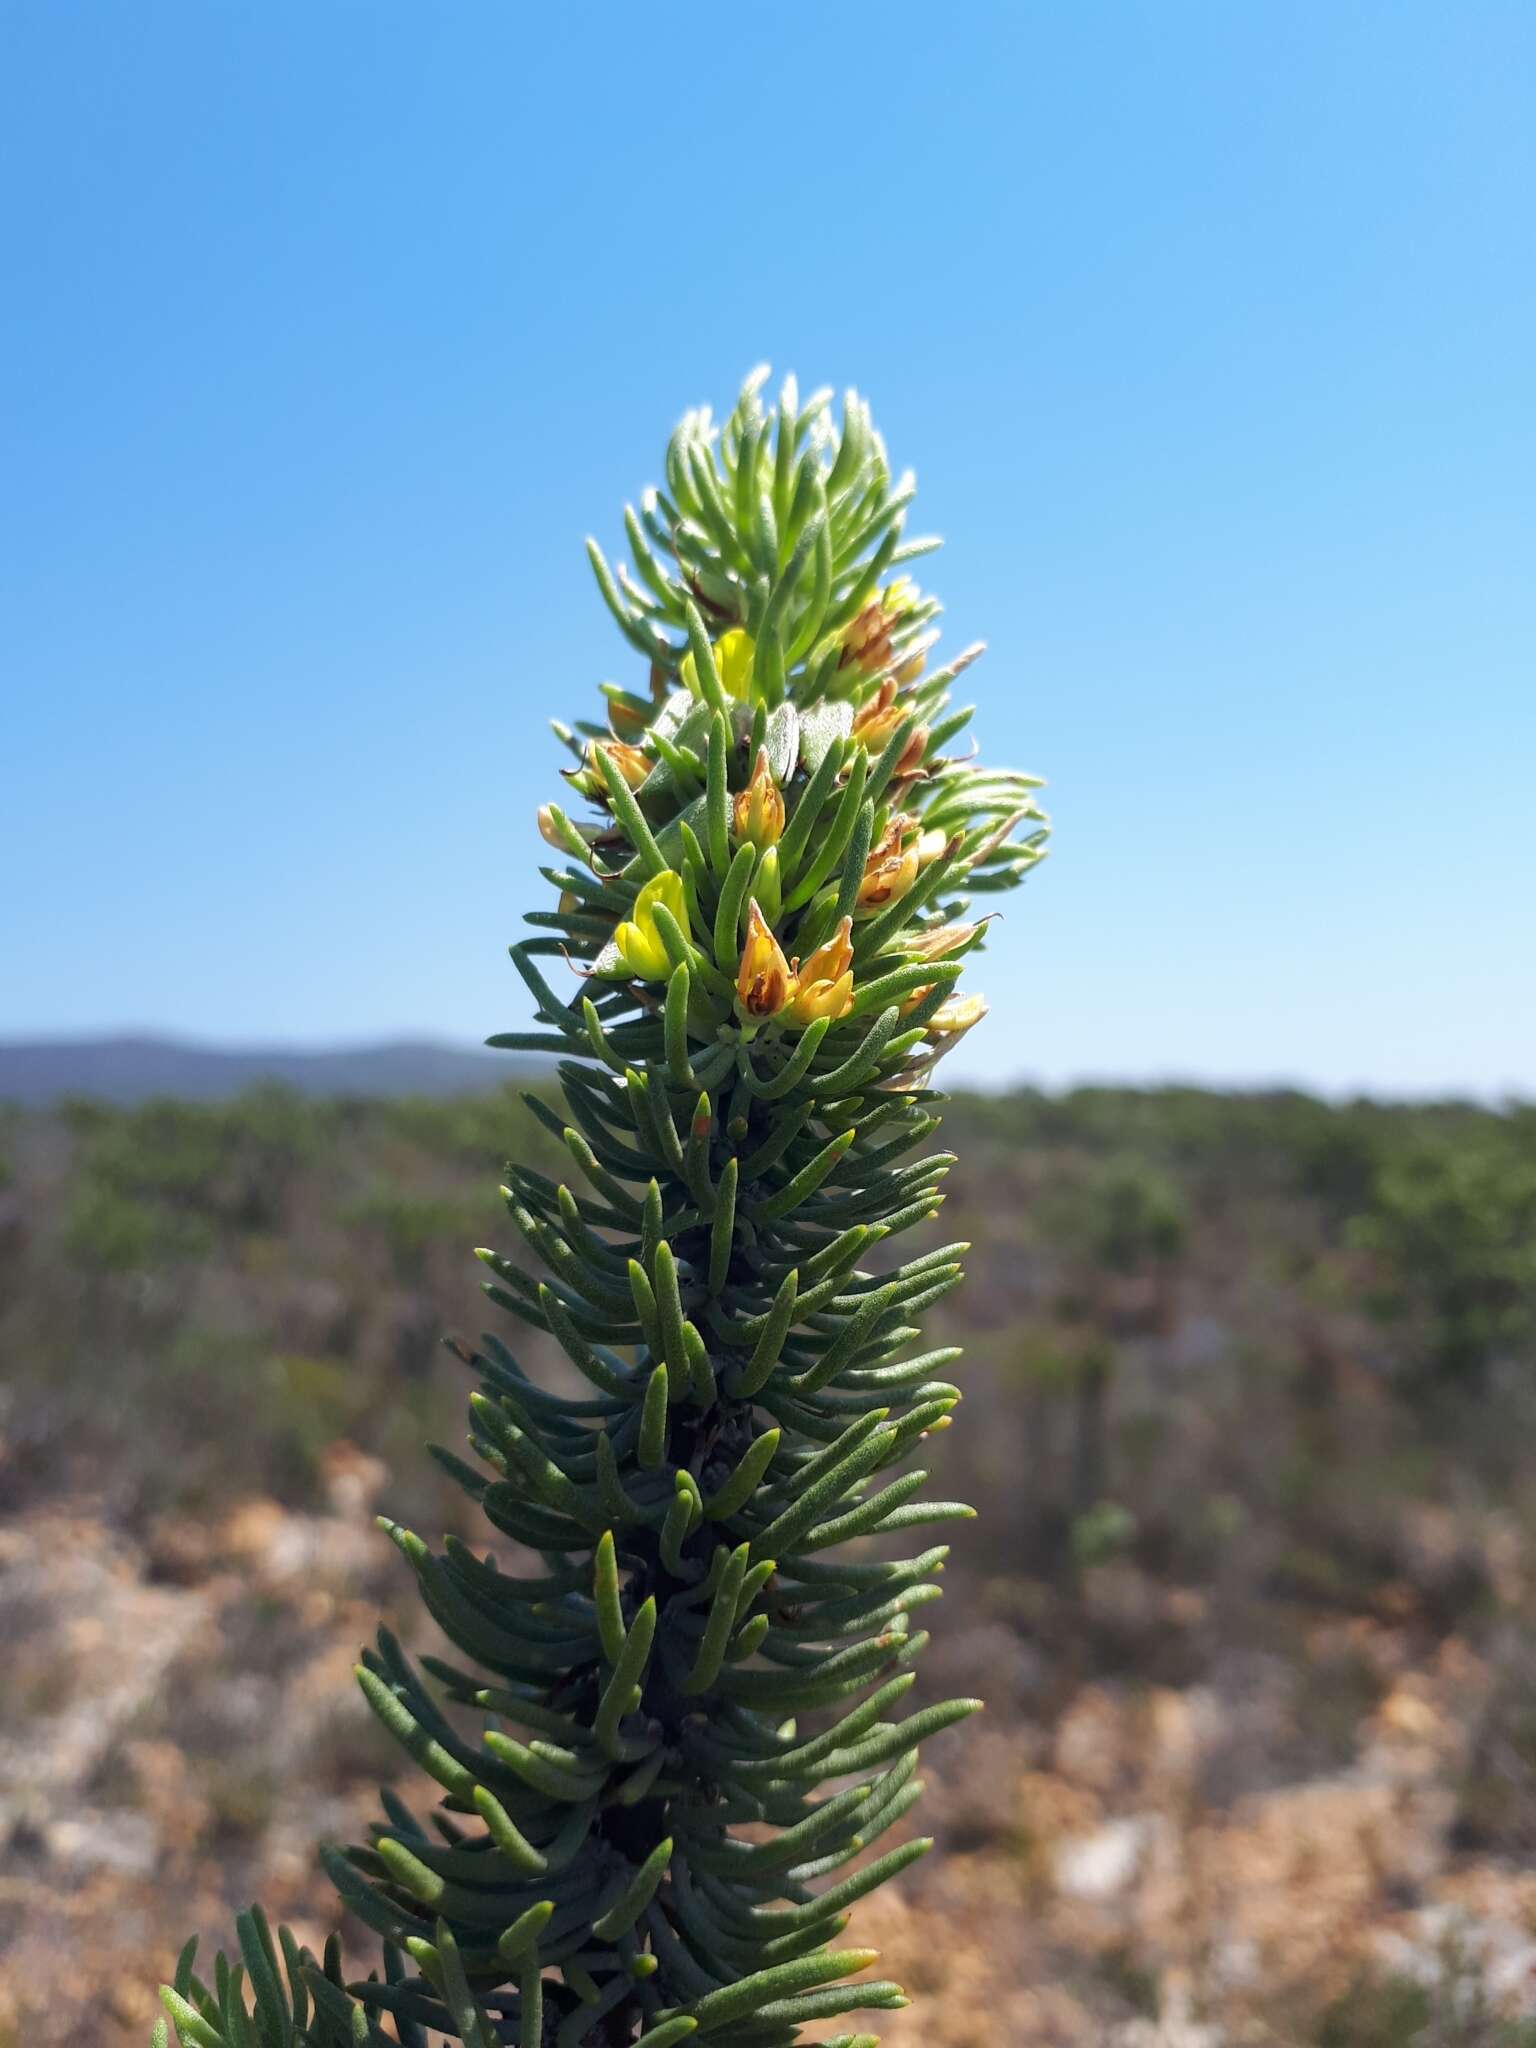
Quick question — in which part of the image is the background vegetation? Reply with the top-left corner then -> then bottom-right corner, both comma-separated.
4,1080 -> 1536,2044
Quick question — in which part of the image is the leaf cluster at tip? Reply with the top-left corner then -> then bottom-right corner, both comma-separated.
154,369 -> 1047,2047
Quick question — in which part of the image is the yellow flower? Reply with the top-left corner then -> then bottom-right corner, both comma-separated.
614,870 -> 687,981
736,900 -> 794,1018
682,627 -> 756,702
733,746 -> 785,850
850,677 -> 900,744
716,629 -> 755,697
797,915 -> 854,985
787,970 -> 853,1027
785,916 -> 856,1027
856,815 -> 922,914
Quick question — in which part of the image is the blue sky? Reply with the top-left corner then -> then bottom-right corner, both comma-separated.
4,2 -> 1532,1096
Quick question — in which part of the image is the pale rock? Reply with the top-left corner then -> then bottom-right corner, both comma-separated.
1055,1814 -> 1154,1900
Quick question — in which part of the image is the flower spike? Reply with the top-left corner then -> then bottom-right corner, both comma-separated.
157,369 -> 1049,2047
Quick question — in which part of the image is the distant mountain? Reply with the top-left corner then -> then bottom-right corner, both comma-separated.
0,1035 -> 534,1107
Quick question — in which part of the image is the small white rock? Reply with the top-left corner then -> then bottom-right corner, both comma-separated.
1055,1814 -> 1153,1900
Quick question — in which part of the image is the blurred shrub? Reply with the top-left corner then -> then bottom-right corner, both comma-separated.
62,1181 -> 213,1270
266,1352 -> 358,1493
1352,1125 -> 1536,1383
59,1085 -> 330,1271
1317,1957 -> 1536,2046
1083,1156 -> 1188,1274
1070,1499 -> 1138,1570
1454,1638 -> 1536,1857
8,1080 -> 1536,1588
375,1083 -> 564,1172
344,1187 -> 492,1284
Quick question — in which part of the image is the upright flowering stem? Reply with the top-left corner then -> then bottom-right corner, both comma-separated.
152,371 -> 1050,2048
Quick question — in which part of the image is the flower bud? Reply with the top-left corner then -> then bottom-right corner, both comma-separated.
754,844 -> 782,924
898,922 -> 979,1014
606,690 -> 651,740
732,747 -> 785,850
926,992 -> 988,1051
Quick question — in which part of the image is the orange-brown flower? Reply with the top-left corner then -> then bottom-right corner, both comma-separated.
732,747 -> 785,850
850,678 -> 929,778
856,814 -> 922,914
590,739 -> 652,791
841,578 -> 919,677
736,901 -> 795,1018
